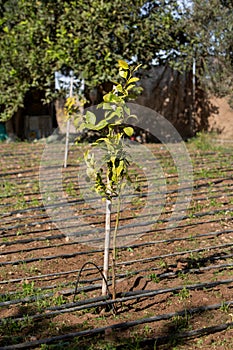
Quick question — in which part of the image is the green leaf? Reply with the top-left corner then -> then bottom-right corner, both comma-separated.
133,64 -> 142,72
85,111 -> 96,125
118,60 -> 129,69
127,77 -> 139,84
119,70 -> 128,79
95,119 -> 108,130
115,84 -> 123,93
116,160 -> 124,177
123,126 -> 134,137
103,92 -> 122,103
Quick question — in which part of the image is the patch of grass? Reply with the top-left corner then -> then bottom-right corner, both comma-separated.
174,287 -> 190,302
187,132 -> 221,152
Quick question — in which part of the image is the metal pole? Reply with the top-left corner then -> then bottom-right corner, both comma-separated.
191,56 -> 196,135
64,76 -> 74,168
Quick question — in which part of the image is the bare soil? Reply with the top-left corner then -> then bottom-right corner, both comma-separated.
208,96 -> 233,140
0,140 -> 233,349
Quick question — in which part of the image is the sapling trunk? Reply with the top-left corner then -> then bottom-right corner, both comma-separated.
102,198 -> 112,296
78,60 -> 140,301
112,195 -> 121,300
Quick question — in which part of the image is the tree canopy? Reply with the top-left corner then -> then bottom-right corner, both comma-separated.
0,0 -> 181,121
0,0 -> 232,122
178,0 -> 233,99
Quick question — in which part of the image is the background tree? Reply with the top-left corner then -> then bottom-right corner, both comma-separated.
176,0 -> 233,101
1,0 -> 232,123
0,0 -> 183,122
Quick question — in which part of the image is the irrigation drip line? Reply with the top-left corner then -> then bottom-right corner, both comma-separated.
0,292 -> 55,308
1,255 -> 233,309
1,196 -> 232,246
0,217 -> 61,233
3,201 -> 232,244
0,168 -> 41,178
1,236 -> 233,271
116,322 -> 233,350
116,243 -> 233,269
0,213 -> 51,228
2,250 -> 233,304
0,203 -> 230,245
193,176 -> 233,189
43,294 -> 233,319
0,226 -> 61,240
3,316 -> 231,350
0,147 -> 231,171
3,197 -> 233,244
0,214 -> 232,262
2,173 -> 231,208
113,261 -> 233,285
2,173 -> 233,223
1,175 -> 232,226
0,267 -> 84,285
1,227 -> 233,259
155,262 -> 233,280
0,243 -> 102,260
78,259 -> 233,287
0,248 -> 100,266
0,283 -> 103,308
2,159 -> 232,200
1,285 -> 233,338
2,247 -> 233,287
2,179 -> 233,225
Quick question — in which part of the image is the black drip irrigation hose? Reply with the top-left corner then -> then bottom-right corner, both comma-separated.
73,262 -> 108,301
116,322 -> 233,350
2,180 -> 233,229
1,176 -> 232,232
0,211 -> 229,250
1,227 -> 233,260
3,203 -> 232,247
72,261 -> 117,314
1,302 -> 233,349
2,178 -> 232,229
2,246 -> 233,289
1,279 -> 233,324
1,175 -> 232,215
0,168 -> 40,178
0,233 -> 65,247
2,254 -> 233,308
1,159 -> 232,207
1,235 -> 233,267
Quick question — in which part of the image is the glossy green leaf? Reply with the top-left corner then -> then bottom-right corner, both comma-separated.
85,111 -> 96,125
127,77 -> 139,84
95,119 -> 108,130
118,60 -> 129,69
119,70 -> 128,79
123,126 -> 134,137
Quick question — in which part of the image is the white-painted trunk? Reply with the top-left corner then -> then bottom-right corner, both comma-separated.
64,118 -> 70,168
64,76 -> 74,168
102,198 -> 111,296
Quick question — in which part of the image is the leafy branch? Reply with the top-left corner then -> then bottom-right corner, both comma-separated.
75,60 -> 141,301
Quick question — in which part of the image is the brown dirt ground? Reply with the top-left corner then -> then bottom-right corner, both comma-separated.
0,141 -> 233,349
208,97 -> 233,141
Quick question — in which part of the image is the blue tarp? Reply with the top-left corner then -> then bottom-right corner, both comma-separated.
0,122 -> 7,141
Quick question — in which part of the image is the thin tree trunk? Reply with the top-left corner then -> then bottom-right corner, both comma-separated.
102,198 -> 111,296
64,76 -> 73,168
112,195 -> 121,300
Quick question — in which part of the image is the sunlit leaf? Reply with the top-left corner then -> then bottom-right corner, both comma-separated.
118,60 -> 129,69
85,111 -> 96,125
123,126 -> 134,137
